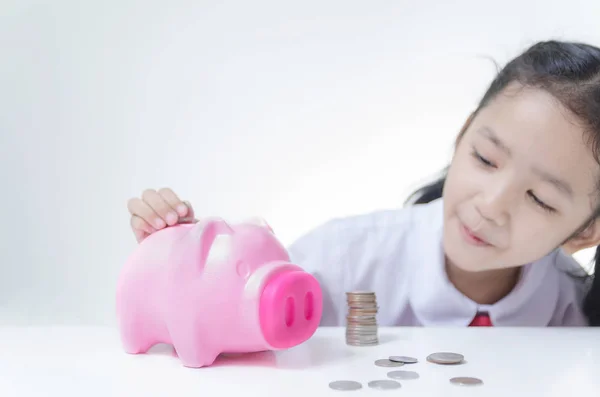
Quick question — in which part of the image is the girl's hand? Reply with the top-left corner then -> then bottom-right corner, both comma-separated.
127,188 -> 195,242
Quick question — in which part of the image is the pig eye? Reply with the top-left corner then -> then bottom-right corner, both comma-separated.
235,260 -> 251,279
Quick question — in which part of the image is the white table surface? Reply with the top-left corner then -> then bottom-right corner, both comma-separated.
0,326 -> 598,396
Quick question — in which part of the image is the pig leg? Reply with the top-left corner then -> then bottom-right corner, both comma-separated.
118,311 -> 155,354
169,326 -> 219,368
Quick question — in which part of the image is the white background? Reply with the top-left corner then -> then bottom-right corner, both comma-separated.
2,0 -> 599,326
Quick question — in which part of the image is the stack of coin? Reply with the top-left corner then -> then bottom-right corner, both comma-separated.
345,291 -> 379,346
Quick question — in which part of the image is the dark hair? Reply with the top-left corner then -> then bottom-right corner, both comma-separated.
406,40 -> 600,326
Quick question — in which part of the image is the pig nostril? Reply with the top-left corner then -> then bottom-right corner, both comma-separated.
304,292 -> 314,320
285,297 -> 294,327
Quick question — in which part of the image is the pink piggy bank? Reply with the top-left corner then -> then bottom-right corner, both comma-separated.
115,217 -> 323,368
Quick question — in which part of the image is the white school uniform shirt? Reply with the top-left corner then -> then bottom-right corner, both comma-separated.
286,198 -> 590,327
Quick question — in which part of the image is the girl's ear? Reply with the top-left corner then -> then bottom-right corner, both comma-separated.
562,218 -> 600,254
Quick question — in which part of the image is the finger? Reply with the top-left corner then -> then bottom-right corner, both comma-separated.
141,189 -> 178,227
134,228 -> 150,243
178,201 -> 196,223
128,196 -> 166,229
130,214 -> 155,235
157,187 -> 189,217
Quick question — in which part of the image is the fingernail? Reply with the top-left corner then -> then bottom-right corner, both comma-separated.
135,230 -> 146,243
155,218 -> 166,228
166,212 -> 177,225
177,204 -> 188,216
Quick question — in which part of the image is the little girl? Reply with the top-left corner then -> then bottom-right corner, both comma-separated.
127,40 -> 600,327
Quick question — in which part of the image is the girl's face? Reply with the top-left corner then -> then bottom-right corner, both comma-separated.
443,83 -> 600,272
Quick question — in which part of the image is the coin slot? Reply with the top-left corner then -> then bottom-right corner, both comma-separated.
285,296 -> 295,327
304,291 -> 314,320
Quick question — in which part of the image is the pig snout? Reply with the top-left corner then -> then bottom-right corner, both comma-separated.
258,269 -> 322,349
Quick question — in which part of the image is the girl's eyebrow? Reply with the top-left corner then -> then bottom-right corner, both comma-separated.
532,167 -> 574,199
477,126 -> 574,199
477,126 -> 512,156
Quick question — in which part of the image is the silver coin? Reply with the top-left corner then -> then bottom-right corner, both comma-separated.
347,312 -> 377,314
389,355 -> 418,364
347,296 -> 376,299
346,333 -> 378,337
329,380 -> 363,391
346,334 -> 378,338
347,338 -> 378,341
347,299 -> 376,303
427,352 -> 464,364
347,337 -> 378,344
367,380 -> 402,390
347,329 -> 376,332
347,298 -> 376,301
347,339 -> 379,344
450,377 -> 483,386
387,370 -> 420,380
346,332 -> 377,335
346,321 -> 377,324
346,332 -> 378,336
374,359 -> 404,367
347,341 -> 378,344
347,297 -> 376,300
347,340 -> 379,345
347,338 -> 379,342
346,329 -> 378,332
347,319 -> 378,322
348,299 -> 377,302
346,342 -> 379,347
348,301 -> 377,304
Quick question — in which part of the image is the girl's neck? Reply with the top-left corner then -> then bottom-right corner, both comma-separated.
444,257 -> 522,305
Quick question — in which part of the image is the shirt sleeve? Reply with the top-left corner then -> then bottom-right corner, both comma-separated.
286,219 -> 349,326
554,302 -> 589,326
549,252 -> 592,326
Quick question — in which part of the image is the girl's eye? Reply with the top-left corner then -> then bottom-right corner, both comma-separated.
470,146 -> 557,214
528,191 -> 556,213
471,150 -> 495,168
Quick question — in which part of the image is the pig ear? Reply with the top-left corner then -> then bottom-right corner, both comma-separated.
244,217 -> 274,233
191,217 -> 234,268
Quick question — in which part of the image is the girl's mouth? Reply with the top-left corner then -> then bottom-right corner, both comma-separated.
460,223 -> 492,247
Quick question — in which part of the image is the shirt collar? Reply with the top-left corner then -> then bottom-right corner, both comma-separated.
407,199 -> 559,326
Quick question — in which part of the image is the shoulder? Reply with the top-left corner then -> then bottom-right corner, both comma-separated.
544,249 -> 592,326
550,250 -> 591,298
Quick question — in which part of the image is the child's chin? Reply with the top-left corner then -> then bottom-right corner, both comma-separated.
446,248 -> 494,273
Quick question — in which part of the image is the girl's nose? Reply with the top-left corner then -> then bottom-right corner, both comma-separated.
476,188 -> 512,227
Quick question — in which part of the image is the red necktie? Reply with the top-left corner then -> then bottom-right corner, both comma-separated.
469,312 -> 493,326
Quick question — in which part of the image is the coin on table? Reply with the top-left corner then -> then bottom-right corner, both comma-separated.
387,370 -> 420,380
426,352 -> 464,364
329,380 -> 363,391
450,377 -> 483,386
374,358 -> 404,367
389,355 -> 418,364
367,380 -> 402,390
